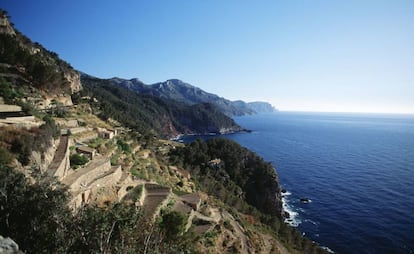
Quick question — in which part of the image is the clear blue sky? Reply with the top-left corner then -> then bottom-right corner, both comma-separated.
2,0 -> 414,113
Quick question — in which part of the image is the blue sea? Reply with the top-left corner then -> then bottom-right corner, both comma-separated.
183,112 -> 414,254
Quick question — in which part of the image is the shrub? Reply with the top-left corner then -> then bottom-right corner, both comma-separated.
160,211 -> 188,240
70,153 -> 88,168
0,146 -> 13,165
0,166 -> 72,253
117,139 -> 131,153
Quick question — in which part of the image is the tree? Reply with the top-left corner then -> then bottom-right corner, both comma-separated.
0,166 -> 72,253
160,210 -> 188,240
0,147 -> 13,165
68,203 -> 146,253
70,153 -> 89,168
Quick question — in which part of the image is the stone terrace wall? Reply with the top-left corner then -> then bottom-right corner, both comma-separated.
48,135 -> 70,180
62,157 -> 111,193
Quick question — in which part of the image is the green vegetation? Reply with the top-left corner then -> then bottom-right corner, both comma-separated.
0,78 -> 44,118
0,166 -> 196,253
0,147 -> 13,166
87,137 -> 104,149
0,165 -> 72,253
49,99 -> 68,118
77,76 -> 241,138
123,184 -> 143,202
159,210 -> 188,240
0,11 -> 75,94
170,138 -> 282,217
0,78 -> 24,104
0,9 -> 328,253
117,139 -> 131,153
69,153 -> 89,168
0,117 -> 59,165
170,138 -> 329,253
0,33 -> 71,91
111,78 -> 256,116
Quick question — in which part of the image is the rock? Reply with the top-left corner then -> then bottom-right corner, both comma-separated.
0,12 -> 16,36
63,70 -> 81,94
283,211 -> 290,218
300,198 -> 311,204
0,235 -> 23,253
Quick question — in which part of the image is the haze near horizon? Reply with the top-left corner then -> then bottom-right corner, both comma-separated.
2,0 -> 413,114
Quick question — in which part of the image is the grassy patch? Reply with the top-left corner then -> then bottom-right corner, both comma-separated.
172,189 -> 191,196
130,168 -> 148,180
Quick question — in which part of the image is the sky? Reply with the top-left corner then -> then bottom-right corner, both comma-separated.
2,0 -> 414,113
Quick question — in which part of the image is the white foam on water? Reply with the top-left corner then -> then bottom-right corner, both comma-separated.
321,246 -> 335,253
282,194 -> 301,227
282,191 -> 292,196
304,219 -> 319,225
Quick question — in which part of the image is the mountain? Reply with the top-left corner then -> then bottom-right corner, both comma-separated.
110,77 -> 271,116
0,10 -> 80,107
247,101 -> 277,113
0,10 -> 328,254
0,10 -> 242,139
80,75 -> 245,138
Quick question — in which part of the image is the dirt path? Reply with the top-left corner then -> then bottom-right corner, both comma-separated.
222,210 -> 249,254
261,234 -> 291,254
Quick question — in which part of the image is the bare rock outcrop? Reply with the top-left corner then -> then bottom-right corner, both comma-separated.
0,236 -> 23,254
0,11 -> 15,36
64,70 -> 81,94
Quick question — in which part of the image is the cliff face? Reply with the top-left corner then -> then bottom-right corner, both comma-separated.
169,138 -> 284,218
247,101 -> 277,113
0,12 -> 15,36
63,70 -> 81,94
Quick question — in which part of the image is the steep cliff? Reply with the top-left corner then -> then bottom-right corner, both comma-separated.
169,138 -> 284,218
247,101 -> 277,113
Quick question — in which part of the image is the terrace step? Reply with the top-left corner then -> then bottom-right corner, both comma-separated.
142,184 -> 171,218
62,156 -> 110,192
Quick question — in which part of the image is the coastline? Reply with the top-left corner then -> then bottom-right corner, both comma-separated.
170,128 -> 251,142
281,190 -> 301,227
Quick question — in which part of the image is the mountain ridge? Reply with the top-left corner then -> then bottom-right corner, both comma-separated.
109,77 -> 277,116
0,9 -> 329,254
0,10 -> 81,107
79,75 -> 246,138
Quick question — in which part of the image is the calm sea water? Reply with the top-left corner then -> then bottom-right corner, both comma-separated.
183,112 -> 414,254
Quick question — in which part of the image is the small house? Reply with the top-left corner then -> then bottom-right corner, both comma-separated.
97,128 -> 115,139
76,146 -> 96,160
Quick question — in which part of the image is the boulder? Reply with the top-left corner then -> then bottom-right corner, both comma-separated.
300,198 -> 311,203
0,236 -> 23,253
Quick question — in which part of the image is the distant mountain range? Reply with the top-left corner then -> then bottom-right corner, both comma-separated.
0,7 -> 276,138
109,77 -> 277,116
79,75 -> 245,137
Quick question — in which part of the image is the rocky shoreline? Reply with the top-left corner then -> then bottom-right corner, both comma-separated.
170,128 -> 252,142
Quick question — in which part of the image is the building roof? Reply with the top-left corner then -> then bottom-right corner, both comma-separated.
0,104 -> 22,113
76,146 -> 95,154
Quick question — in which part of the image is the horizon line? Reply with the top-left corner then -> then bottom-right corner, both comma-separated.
276,110 -> 414,116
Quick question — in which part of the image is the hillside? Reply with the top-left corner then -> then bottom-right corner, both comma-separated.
0,10 -> 80,107
0,9 -> 328,254
247,101 -> 278,113
79,75 -> 244,138
110,77 -> 276,116
170,138 -> 284,217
